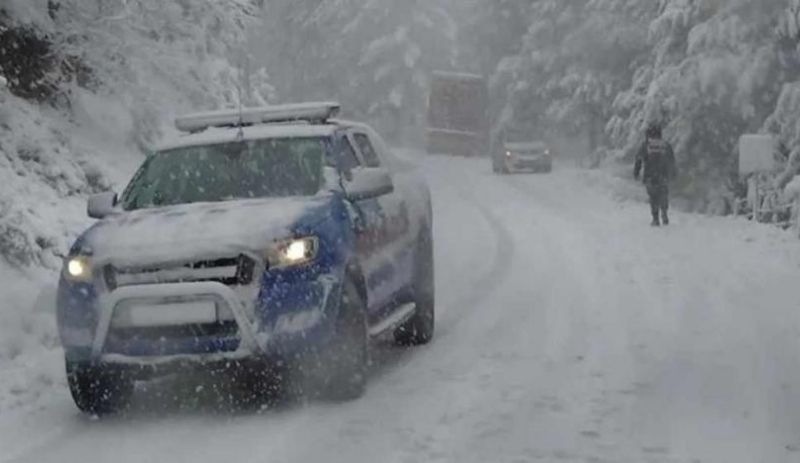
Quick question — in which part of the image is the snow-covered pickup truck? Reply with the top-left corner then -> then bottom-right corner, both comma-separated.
56,103 -> 435,414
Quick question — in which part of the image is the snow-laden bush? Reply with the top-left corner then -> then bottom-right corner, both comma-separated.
786,175 -> 800,199
765,83 -> 800,188
785,175 -> 800,235
0,17 -> 91,105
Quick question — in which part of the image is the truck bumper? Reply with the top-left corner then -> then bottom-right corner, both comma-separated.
62,278 -> 339,369
507,156 -> 552,172
91,281 -> 259,363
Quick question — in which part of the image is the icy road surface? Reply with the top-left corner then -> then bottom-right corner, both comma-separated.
4,157 -> 800,463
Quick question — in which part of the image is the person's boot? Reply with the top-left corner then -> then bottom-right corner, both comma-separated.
661,210 -> 669,226
650,202 -> 660,227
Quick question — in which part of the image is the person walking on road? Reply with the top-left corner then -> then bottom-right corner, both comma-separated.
634,124 -> 677,226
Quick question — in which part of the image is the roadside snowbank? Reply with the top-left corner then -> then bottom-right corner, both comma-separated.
0,263 -> 63,412
0,0 -> 267,414
0,89 -> 142,414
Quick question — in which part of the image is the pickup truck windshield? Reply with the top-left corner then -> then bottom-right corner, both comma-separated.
121,138 -> 325,210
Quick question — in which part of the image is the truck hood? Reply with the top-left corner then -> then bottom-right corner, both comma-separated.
81,196 -> 331,267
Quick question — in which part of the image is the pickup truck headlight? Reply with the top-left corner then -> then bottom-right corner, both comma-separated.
267,237 -> 319,269
65,256 -> 93,282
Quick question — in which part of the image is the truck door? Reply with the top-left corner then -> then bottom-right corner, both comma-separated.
348,131 -> 412,317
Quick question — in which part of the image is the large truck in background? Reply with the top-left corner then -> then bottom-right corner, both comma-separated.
426,71 -> 489,157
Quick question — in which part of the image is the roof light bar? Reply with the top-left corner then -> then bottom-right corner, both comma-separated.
175,102 -> 341,133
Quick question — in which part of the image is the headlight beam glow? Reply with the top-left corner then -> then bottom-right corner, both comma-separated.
66,257 -> 92,281
284,239 -> 310,262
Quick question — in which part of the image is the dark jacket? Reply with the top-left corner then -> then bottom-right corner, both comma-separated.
634,138 -> 677,185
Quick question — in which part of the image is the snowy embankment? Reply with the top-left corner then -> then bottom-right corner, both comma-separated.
0,0 -> 264,413
0,85 -> 143,412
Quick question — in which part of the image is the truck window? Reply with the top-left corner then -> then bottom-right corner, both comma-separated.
339,137 -> 361,171
354,133 -> 381,167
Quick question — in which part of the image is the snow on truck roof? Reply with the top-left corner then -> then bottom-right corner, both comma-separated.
157,124 -> 340,152
158,102 -> 342,151
431,71 -> 485,82
175,102 -> 341,133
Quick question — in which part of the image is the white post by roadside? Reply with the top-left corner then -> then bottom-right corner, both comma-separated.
739,134 -> 778,223
750,175 -> 760,223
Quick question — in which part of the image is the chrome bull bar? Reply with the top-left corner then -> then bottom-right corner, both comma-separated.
91,281 -> 260,361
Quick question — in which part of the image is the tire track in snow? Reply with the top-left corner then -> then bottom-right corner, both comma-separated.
365,156 -> 517,381
498,167 -> 800,461
424,158 -> 516,337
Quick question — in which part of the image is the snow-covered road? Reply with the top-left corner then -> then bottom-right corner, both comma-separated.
4,157 -> 800,462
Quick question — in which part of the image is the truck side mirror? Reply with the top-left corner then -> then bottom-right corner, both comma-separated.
345,168 -> 394,201
87,192 -> 118,219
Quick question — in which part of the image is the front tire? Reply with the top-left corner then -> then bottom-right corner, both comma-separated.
232,360 -> 287,408
319,277 -> 369,400
492,155 -> 506,174
395,230 -> 435,346
67,362 -> 134,415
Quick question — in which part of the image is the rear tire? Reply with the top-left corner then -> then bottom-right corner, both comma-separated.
67,361 -> 134,416
395,230 -> 435,346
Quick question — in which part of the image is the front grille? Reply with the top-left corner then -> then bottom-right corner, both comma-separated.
105,321 -> 242,355
517,160 -> 544,167
105,254 -> 258,291
110,321 -> 239,342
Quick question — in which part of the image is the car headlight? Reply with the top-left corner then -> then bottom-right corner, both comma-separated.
267,237 -> 319,269
64,256 -> 93,282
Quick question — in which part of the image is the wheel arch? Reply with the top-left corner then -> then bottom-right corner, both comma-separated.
344,260 -> 369,311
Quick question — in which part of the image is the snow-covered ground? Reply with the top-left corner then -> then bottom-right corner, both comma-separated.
2,157 -> 800,462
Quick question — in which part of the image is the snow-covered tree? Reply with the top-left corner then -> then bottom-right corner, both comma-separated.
255,0 -> 457,142
456,0 -> 531,75
764,0 -> 800,190
339,0 -> 457,140
484,0 -> 800,211
0,0 -> 267,267
255,0 -> 331,104
493,0 -> 651,149
608,0 -> 789,210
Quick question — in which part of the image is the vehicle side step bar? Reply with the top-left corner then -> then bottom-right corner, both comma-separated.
368,303 -> 416,337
